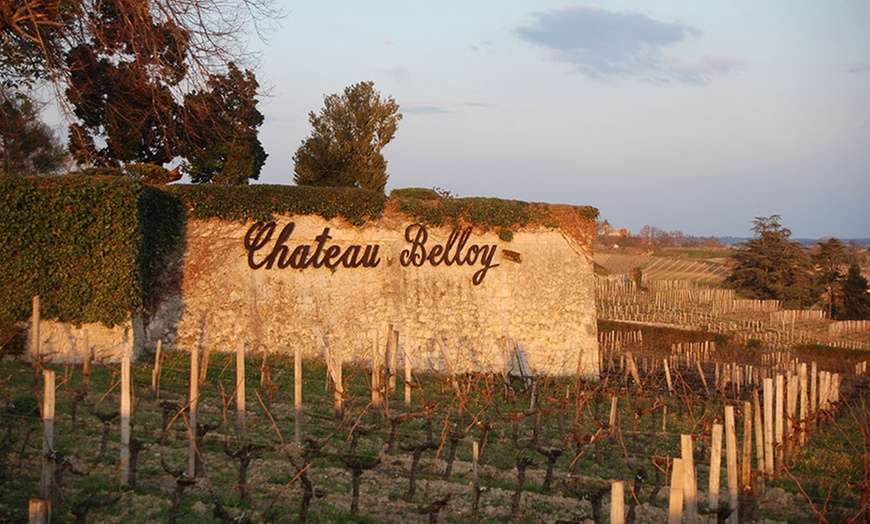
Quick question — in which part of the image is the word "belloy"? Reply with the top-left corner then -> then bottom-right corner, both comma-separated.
399,224 -> 499,285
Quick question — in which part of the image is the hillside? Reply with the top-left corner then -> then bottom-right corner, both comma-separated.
594,246 -> 730,284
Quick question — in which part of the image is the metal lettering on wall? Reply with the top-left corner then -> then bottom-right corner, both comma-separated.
244,222 -> 500,285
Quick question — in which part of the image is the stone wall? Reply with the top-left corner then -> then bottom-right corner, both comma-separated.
31,204 -> 599,377
149,205 -> 599,377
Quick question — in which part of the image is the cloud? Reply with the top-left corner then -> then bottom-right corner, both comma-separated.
514,5 -> 742,83
844,63 -> 870,74
401,100 -> 495,115
402,105 -> 451,115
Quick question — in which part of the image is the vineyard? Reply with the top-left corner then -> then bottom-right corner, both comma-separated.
3,246 -> 869,523
3,323 -> 870,523
594,245 -> 870,352
594,249 -> 730,285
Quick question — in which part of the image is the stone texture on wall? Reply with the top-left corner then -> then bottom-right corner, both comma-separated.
147,205 -> 599,377
30,316 -> 141,364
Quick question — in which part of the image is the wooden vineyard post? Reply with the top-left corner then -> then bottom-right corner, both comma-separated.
668,457 -> 684,524
742,401 -> 752,489
334,354 -> 344,418
709,424 -> 723,512
799,363 -> 809,445
371,332 -> 381,412
472,440 -> 481,518
611,481 -> 624,524
41,370 -> 55,502
626,352 -> 642,391
294,344 -> 302,444
609,396 -> 618,435
236,340 -> 246,441
388,329 -> 398,395
32,296 -> 40,361
680,434 -> 697,523
725,405 -> 739,524
786,373 -> 798,459
810,362 -> 818,426
81,330 -> 91,392
763,378 -> 774,475
753,390 -> 764,474
404,347 -> 412,408
198,343 -> 210,386
188,348 -> 199,478
696,360 -> 710,397
120,351 -> 131,486
774,375 -> 784,472
28,499 -> 50,524
664,359 -> 673,392
661,404 -> 668,434
151,339 -> 162,399
819,372 -> 830,412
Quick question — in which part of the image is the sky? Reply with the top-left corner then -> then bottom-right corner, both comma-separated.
246,1 -> 870,239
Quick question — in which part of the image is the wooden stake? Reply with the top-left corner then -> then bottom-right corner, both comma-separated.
81,330 -> 91,392
752,390 -> 764,474
41,370 -> 55,502
681,434 -> 697,523
198,344 -> 210,386
472,440 -> 481,517
709,424 -> 723,512
120,352 -> 131,486
404,347 -> 412,408
725,405 -> 739,524
799,363 -> 808,445
188,348 -> 199,478
371,332 -> 381,410
668,458 -> 684,524
151,339 -> 162,398
609,396 -> 618,435
294,344 -> 302,444
334,354 -> 344,418
611,481 -> 625,524
664,359 -> 673,392
741,401 -> 752,489
786,373 -> 798,451
388,329 -> 398,394
696,360 -> 709,397
28,499 -> 50,524
32,296 -> 40,361
763,378 -> 774,475
236,340 -> 246,441
774,375 -> 784,471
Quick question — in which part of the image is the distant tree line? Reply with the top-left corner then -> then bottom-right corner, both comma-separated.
596,221 -> 723,249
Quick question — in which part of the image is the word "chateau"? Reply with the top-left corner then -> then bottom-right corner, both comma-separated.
243,222 -> 501,285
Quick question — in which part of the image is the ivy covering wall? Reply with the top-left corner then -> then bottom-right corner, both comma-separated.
0,177 -> 597,343
0,176 -> 183,331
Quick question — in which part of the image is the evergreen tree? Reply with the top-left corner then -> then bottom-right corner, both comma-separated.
0,90 -> 67,175
813,238 -> 847,318
181,63 -> 267,184
839,263 -> 870,320
725,215 -> 821,308
294,81 -> 402,193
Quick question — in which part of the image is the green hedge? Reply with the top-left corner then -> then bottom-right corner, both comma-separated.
392,193 -> 597,230
167,184 -> 386,225
0,176 -> 182,329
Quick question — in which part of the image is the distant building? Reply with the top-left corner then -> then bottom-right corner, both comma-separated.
598,220 -> 629,238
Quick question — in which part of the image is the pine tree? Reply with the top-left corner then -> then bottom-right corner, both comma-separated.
839,263 -> 870,320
